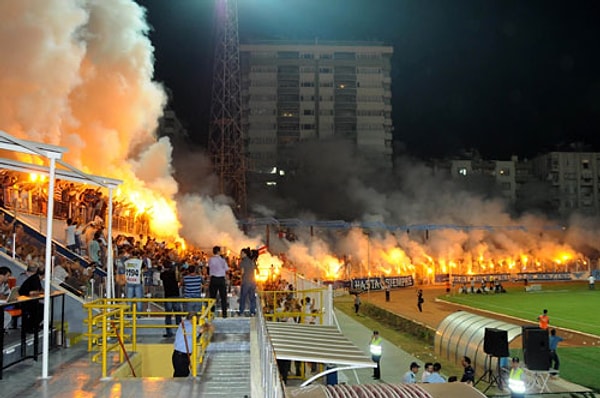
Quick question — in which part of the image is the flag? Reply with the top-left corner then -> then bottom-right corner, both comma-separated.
256,244 -> 268,255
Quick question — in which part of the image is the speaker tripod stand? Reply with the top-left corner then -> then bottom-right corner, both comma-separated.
475,354 -> 504,393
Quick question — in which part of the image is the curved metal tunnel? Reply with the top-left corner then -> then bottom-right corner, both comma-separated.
434,311 -> 522,375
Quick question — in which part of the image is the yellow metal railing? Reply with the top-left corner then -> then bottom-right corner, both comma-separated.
83,297 -> 215,379
258,288 -> 325,324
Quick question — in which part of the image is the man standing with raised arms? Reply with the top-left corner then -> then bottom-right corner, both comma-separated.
238,248 -> 257,317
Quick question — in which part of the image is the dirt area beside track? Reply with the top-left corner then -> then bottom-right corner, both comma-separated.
361,283 -> 600,348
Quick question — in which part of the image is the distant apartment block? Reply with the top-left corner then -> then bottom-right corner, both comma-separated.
430,151 -> 600,216
531,152 -> 600,216
240,40 -> 393,180
431,157 -> 518,202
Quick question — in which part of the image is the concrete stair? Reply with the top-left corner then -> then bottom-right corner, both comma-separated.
197,317 -> 251,397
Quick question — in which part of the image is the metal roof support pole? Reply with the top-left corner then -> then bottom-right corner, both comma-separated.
41,152 -> 60,379
325,284 -> 333,326
105,186 -> 115,299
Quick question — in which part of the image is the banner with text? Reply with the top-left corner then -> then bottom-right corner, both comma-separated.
351,275 -> 414,292
450,272 -> 572,284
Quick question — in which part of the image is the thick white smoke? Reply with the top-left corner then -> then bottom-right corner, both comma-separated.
0,0 -> 246,247
2,1 -> 598,280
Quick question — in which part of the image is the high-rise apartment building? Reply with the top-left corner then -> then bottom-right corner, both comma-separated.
240,40 -> 393,182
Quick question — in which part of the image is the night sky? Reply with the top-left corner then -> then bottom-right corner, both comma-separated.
137,0 -> 600,160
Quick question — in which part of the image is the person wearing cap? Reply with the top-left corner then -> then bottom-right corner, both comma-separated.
369,330 -> 383,380
460,356 -> 475,384
402,362 -> 420,383
508,357 -> 526,397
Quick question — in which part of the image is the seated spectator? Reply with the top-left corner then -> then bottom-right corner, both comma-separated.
0,266 -> 11,298
53,258 -> 71,285
19,266 -> 42,296
0,266 -> 13,329
18,266 -> 44,333
0,211 -> 16,246
460,356 -> 475,384
64,261 -> 90,292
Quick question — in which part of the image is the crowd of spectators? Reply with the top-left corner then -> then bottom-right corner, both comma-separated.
0,169 -> 150,237
0,169 -> 306,322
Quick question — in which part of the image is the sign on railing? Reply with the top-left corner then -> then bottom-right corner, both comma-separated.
351,275 -> 414,292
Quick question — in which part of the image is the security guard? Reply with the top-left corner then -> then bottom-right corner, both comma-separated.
369,330 -> 383,380
508,357 -> 526,398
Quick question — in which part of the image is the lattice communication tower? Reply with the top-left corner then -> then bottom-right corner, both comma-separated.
208,0 -> 247,216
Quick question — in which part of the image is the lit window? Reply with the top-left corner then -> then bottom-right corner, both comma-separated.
458,168 -> 467,176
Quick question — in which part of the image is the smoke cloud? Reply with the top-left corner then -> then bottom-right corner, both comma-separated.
255,139 -> 600,279
2,1 -> 598,280
0,0 -> 245,246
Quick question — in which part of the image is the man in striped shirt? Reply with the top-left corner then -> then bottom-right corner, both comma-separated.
182,265 -> 203,313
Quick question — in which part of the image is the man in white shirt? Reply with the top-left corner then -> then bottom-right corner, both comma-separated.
65,218 -> 77,252
53,259 -> 70,284
124,249 -> 145,314
421,362 -> 433,382
208,246 -> 229,318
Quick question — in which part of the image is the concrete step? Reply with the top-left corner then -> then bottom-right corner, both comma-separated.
199,351 -> 251,397
207,332 -> 250,352
198,318 -> 252,396
211,317 -> 250,333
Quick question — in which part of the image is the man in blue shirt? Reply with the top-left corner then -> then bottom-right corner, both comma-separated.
549,328 -> 564,371
172,312 -> 203,377
425,362 -> 446,383
402,362 -> 420,383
